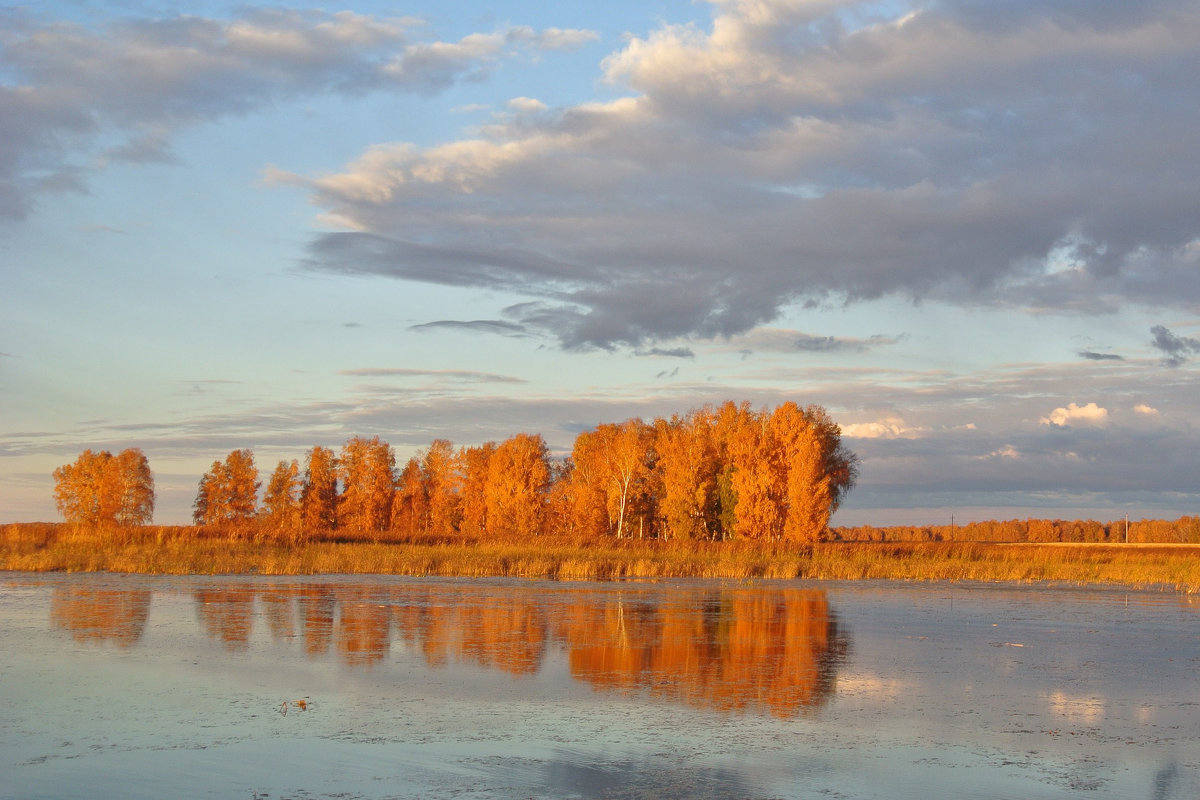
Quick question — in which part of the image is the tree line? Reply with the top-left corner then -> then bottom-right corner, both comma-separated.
188,401 -> 859,543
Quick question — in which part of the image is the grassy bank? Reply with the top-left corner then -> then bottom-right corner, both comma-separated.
3,523 -> 1199,590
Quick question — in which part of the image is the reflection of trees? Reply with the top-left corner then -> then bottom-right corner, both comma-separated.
298,585 -> 336,657
195,587 -> 255,650
388,593 -> 548,675
51,587 -> 151,647
178,583 -> 847,715
563,589 -> 848,717
337,591 -> 392,666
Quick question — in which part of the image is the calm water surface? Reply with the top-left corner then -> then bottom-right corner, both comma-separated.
1,574 -> 1197,799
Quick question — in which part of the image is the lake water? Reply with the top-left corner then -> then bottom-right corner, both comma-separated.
1,574 -> 1197,799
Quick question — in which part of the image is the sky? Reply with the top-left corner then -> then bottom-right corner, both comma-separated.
2,0 -> 1199,528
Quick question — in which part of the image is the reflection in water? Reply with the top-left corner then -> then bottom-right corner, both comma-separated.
50,587 -> 151,647
565,589 -> 847,717
52,580 -> 847,717
194,588 -> 255,651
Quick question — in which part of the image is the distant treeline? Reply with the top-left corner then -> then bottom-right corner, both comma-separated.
834,516 -> 1200,544
57,401 -> 860,544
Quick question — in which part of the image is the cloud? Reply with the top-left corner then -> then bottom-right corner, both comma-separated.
636,347 -> 695,359
409,319 -> 529,337
508,26 -> 601,51
1150,324 -> 1200,367
1134,403 -> 1160,416
1040,402 -> 1109,428
507,96 -> 548,113
0,8 -> 589,219
293,0 -> 1200,349
842,417 -> 923,440
725,328 -> 902,355
1078,350 -> 1124,361
337,367 -> 525,383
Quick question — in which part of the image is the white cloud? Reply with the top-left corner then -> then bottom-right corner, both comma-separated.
1134,403 -> 1160,416
842,417 -> 923,440
979,445 -> 1021,460
1039,402 -> 1109,428
507,97 -> 548,113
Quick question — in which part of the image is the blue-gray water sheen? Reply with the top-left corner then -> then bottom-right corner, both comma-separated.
1,574 -> 1197,799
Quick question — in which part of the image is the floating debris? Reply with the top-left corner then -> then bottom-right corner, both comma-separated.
279,697 -> 310,716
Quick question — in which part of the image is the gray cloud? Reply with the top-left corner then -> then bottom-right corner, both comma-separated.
0,8 -> 594,219
295,0 -> 1200,349
1078,351 -> 1124,361
725,329 -> 902,355
636,347 -> 695,359
409,319 -> 529,337
1150,325 -> 1200,367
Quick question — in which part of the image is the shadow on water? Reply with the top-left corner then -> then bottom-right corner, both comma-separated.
50,579 -> 850,718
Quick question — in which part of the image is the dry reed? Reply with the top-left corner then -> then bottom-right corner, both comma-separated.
2,523 -> 1198,591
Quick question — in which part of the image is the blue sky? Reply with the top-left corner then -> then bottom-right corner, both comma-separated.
3,0 -> 1198,527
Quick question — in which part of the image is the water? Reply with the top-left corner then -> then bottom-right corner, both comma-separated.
1,574 -> 1197,799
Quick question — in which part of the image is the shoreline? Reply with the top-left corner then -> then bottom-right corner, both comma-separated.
4,523 -> 1198,592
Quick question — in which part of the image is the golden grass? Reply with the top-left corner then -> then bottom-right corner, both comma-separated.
3,523 -> 1199,591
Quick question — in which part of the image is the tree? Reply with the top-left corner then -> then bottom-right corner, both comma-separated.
53,448 -> 155,526
392,456 -> 428,535
193,449 -> 259,525
300,446 -> 338,531
457,442 -> 496,537
595,419 -> 653,539
338,436 -> 395,532
722,404 -> 785,540
485,433 -> 550,537
112,449 -> 155,526
263,459 -> 301,533
653,409 -> 718,540
771,402 -> 832,543
422,439 -> 461,536
567,429 -> 614,538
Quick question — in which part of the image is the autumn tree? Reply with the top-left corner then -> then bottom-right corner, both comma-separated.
567,429 -> 614,539
457,442 -> 496,537
485,433 -> 550,537
392,456 -> 428,535
338,436 -> 395,532
300,446 -> 338,531
422,439 -> 461,536
194,449 -> 260,525
595,419 -> 654,539
53,448 -> 155,526
653,409 -> 719,540
720,403 -> 785,540
771,402 -> 832,543
262,459 -> 301,533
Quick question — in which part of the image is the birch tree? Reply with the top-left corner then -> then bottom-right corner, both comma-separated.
338,436 -> 395,532
54,448 -> 154,526
300,446 -> 338,531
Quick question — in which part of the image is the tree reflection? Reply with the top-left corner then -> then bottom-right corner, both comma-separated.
50,587 -> 151,647
195,587 -> 255,650
177,583 -> 849,716
563,589 -> 847,717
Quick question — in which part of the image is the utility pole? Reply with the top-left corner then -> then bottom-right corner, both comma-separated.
1125,513 -> 1129,544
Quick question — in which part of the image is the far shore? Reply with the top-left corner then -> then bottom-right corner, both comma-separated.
3,522 -> 1199,592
